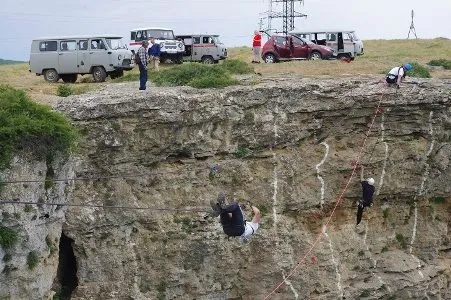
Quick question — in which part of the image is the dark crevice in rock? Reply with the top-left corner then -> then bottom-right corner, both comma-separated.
56,231 -> 78,299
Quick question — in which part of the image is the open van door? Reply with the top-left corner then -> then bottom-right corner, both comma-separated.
337,32 -> 344,52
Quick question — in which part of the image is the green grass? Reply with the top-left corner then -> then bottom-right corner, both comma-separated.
0,227 -> 19,249
428,59 -> 451,69
235,146 -> 250,158
57,85 -> 72,97
395,233 -> 408,249
220,59 -> 254,74
0,85 -> 78,170
431,196 -> 446,204
27,251 -> 40,269
408,62 -> 431,78
46,235 -> 57,255
113,59 -> 253,89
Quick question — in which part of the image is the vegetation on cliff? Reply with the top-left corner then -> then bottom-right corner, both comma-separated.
0,85 -> 78,170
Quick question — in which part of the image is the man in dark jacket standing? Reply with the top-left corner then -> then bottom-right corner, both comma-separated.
136,41 -> 149,90
356,166 -> 375,225
148,38 -> 161,71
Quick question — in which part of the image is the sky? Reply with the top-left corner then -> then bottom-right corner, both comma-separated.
0,0 -> 450,61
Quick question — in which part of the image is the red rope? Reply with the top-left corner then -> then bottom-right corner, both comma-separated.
263,99 -> 384,299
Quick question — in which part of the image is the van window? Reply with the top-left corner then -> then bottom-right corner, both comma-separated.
131,32 -> 136,41
91,39 -> 106,50
60,41 -> 76,51
193,37 -> 200,44
313,33 -> 327,45
39,41 -> 57,52
202,36 -> 214,44
328,33 -> 337,41
344,33 -> 353,41
79,40 -> 88,50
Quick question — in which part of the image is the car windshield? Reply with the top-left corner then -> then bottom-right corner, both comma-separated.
350,32 -> 360,41
147,29 -> 175,40
105,38 -> 126,50
292,35 -> 314,45
213,36 -> 223,44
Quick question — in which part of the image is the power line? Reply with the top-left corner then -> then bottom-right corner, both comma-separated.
0,199 -> 210,213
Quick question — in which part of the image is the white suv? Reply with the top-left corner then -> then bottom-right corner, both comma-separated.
129,27 -> 185,63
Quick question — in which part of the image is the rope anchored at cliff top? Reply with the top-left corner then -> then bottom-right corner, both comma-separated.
263,96 -> 385,299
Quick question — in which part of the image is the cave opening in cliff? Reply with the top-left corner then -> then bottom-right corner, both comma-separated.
56,232 -> 78,299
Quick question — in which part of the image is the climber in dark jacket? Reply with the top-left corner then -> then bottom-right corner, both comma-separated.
210,192 -> 261,242
356,166 -> 375,225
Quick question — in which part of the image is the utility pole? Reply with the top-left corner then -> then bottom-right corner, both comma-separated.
407,9 -> 418,39
264,0 -> 307,35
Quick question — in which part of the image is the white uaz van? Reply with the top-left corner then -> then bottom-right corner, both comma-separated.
129,28 -> 185,64
176,34 -> 227,64
290,30 -> 364,60
29,35 -> 133,83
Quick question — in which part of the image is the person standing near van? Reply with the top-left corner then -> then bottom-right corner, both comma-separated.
148,38 -> 161,71
137,41 -> 149,90
252,30 -> 262,63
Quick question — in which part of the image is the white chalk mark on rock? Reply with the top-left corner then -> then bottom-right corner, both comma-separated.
409,111 -> 434,279
376,113 -> 388,195
283,271 -> 299,299
272,105 -> 279,228
315,142 -> 329,208
323,231 -> 343,299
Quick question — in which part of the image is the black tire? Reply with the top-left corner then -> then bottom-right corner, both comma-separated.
310,51 -> 322,60
92,66 -> 107,82
337,53 -> 351,60
264,53 -> 276,63
43,69 -> 59,83
110,70 -> 123,80
201,56 -> 214,64
61,74 -> 78,83
173,57 -> 183,64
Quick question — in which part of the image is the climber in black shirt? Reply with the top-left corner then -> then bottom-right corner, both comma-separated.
356,166 -> 375,225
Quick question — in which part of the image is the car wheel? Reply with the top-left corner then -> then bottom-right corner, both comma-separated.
92,66 -> 107,82
43,69 -> 59,83
264,53 -> 276,63
201,56 -> 214,64
310,51 -> 322,60
337,53 -> 351,61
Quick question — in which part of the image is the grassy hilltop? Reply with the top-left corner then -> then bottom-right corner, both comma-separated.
0,38 -> 449,104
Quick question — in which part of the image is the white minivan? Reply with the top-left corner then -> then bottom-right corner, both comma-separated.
290,30 -> 364,60
29,35 -> 133,83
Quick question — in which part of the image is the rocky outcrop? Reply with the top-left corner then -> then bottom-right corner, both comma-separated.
1,77 -> 450,299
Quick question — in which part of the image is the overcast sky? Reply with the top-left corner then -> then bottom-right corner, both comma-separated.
1,0 -> 450,61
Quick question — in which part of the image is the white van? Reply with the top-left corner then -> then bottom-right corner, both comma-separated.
176,34 -> 227,63
29,35 -> 133,83
290,30 -> 364,60
129,27 -> 185,64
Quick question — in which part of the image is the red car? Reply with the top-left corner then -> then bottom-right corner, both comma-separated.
261,35 -> 334,63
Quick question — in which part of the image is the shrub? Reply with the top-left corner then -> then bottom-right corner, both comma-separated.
408,62 -> 431,78
0,227 -> 19,249
235,146 -> 250,158
428,59 -> 451,70
57,85 -> 72,97
431,196 -> 446,204
220,59 -> 254,74
0,85 -> 78,170
27,251 -> 40,269
395,233 -> 408,249
150,63 -> 239,89
46,235 -> 57,255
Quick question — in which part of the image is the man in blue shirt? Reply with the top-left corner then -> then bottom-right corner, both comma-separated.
148,38 -> 161,71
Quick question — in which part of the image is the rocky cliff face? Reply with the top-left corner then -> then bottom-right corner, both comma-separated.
1,78 -> 450,299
